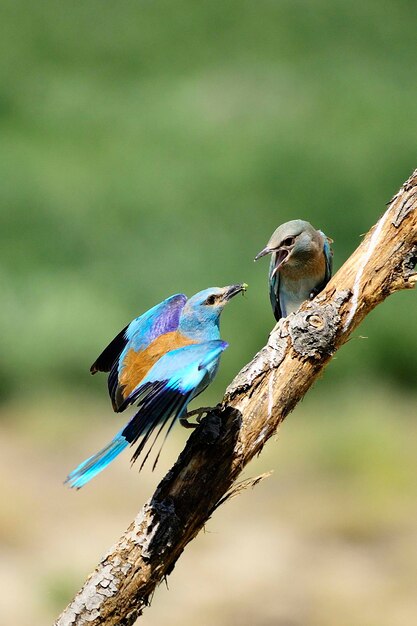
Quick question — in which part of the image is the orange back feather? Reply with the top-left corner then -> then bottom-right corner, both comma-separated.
119,331 -> 197,400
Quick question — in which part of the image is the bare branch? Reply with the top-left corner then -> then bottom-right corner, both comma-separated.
55,170 -> 417,626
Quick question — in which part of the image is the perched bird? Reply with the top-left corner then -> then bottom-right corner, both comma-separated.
65,284 -> 246,488
254,220 -> 332,321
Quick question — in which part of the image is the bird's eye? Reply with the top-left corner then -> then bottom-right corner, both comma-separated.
205,295 -> 217,305
282,236 -> 295,247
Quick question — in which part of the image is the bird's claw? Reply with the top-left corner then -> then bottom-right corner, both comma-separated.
179,417 -> 198,429
179,406 -> 216,429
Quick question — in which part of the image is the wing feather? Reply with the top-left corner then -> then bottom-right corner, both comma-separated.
120,340 -> 228,467
317,232 -> 333,291
268,255 -> 282,321
90,325 -> 129,374
90,293 -> 187,408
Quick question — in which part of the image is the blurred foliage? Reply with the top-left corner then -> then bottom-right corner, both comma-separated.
0,0 -> 416,403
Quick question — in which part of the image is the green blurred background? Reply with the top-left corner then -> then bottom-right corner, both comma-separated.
0,2 -> 416,625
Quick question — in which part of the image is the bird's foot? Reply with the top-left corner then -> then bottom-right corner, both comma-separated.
179,406 -> 216,429
179,417 -> 198,429
309,287 -> 320,300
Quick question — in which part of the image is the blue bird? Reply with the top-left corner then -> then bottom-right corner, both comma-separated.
65,284 -> 246,488
255,220 -> 333,321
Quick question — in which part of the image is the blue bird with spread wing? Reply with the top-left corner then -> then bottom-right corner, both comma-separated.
255,219 -> 333,321
65,284 -> 246,488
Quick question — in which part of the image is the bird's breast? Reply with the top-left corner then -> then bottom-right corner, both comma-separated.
279,255 -> 326,317
281,251 -> 326,281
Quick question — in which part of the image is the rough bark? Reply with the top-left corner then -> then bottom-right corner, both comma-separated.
55,170 -> 417,626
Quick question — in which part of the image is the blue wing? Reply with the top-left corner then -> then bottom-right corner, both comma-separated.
268,254 -> 282,321
90,294 -> 187,375
91,294 -> 187,411
317,231 -> 333,291
322,234 -> 333,284
65,340 -> 228,488
109,294 -> 189,411
121,340 -> 228,466
124,293 -> 187,350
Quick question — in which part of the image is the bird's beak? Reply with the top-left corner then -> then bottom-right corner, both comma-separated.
254,246 -> 272,261
255,244 -> 291,276
222,283 -> 248,301
270,247 -> 291,278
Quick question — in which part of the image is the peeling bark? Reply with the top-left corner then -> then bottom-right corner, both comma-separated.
55,169 -> 417,626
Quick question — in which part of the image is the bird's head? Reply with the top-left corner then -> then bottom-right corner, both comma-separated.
254,219 -> 325,277
180,284 -> 247,331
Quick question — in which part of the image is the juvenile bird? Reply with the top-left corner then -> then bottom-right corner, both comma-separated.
255,220 -> 332,321
65,284 -> 246,488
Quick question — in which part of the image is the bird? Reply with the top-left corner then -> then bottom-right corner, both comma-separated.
65,284 -> 247,488
254,219 -> 332,321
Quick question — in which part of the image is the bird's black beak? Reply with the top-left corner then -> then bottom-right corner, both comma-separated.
270,248 -> 291,277
223,283 -> 248,301
255,245 -> 291,275
254,246 -> 272,261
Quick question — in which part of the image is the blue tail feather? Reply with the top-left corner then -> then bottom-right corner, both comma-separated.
65,432 -> 128,489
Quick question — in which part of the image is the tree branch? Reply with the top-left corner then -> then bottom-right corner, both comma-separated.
55,170 -> 417,626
